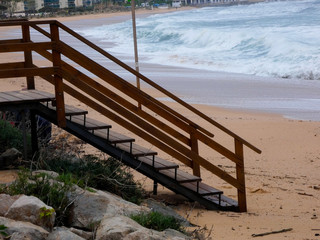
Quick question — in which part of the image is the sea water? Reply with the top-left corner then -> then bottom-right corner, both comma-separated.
80,0 -> 320,80
75,0 -> 320,121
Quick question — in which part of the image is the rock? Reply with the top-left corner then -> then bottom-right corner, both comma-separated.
32,170 -> 59,179
0,148 -> 21,168
163,229 -> 191,240
143,199 -> 193,227
0,216 -> 49,240
69,189 -> 149,230
95,215 -> 190,240
0,194 -> 20,216
69,227 -> 93,240
95,215 -> 153,240
5,195 -> 55,231
47,227 -> 86,240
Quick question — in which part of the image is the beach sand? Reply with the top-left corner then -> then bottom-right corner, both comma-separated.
1,9 -> 320,240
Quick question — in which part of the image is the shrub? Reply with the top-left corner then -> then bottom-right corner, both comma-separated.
0,118 -> 24,153
130,211 -> 184,233
0,168 -> 74,226
40,151 -> 145,204
0,224 -> 8,237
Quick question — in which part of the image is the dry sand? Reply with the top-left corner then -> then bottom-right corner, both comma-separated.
1,8 -> 320,240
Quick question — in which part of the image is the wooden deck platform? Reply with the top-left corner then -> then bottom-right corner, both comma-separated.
0,90 -> 55,105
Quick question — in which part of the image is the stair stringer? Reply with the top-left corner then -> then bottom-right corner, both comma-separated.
34,102 -> 238,211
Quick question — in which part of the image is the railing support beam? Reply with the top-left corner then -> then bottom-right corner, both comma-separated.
190,128 -> 201,177
22,24 -> 35,89
50,23 -> 66,128
235,139 -> 247,212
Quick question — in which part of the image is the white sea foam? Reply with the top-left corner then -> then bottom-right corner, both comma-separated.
79,0 -> 320,80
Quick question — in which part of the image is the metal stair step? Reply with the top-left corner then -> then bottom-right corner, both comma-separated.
138,155 -> 179,170
116,142 -> 157,157
45,103 -> 88,117
70,115 -> 112,130
93,129 -> 135,144
160,168 -> 201,183
204,194 -> 237,208
181,181 -> 223,196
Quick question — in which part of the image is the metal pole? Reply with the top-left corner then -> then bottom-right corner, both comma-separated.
131,0 -> 142,109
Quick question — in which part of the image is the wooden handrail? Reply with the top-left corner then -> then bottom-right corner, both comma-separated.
21,19 -> 261,153
54,21 -> 261,153
0,20 -> 263,211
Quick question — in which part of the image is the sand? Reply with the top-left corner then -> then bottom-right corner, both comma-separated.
1,8 -> 320,240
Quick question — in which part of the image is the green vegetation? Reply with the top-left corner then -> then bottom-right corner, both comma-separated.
0,119 -> 24,153
39,207 -> 55,219
41,153 -> 144,204
130,211 -> 184,233
0,224 -> 8,237
0,168 -> 74,226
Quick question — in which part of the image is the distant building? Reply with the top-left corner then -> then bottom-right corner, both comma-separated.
185,0 -> 240,4
172,0 -> 181,8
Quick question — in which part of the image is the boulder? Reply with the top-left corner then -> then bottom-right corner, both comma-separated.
0,148 -> 21,168
47,227 -> 86,240
32,170 -> 59,179
0,194 -> 20,216
69,227 -> 93,240
5,195 -> 55,231
95,215 -> 190,240
69,189 -> 149,230
0,216 -> 49,240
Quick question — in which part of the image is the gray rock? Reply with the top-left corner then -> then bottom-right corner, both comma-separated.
5,195 -> 55,231
47,227 -> 86,240
32,170 -> 59,179
143,199 -> 193,227
69,227 -> 93,240
95,215 -> 190,240
0,148 -> 21,168
0,194 -> 20,216
69,189 -> 149,230
0,216 -> 49,240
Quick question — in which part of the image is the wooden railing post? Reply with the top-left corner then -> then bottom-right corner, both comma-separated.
190,127 -> 201,177
50,22 -> 66,127
22,24 -> 35,89
235,138 -> 247,212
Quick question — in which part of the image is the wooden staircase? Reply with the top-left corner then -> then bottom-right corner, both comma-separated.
0,19 -> 261,212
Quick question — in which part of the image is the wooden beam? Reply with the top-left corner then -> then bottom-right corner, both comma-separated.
190,128 -> 201,177
0,39 -> 22,44
235,139 -> 247,212
22,24 -> 35,89
0,62 -> 25,70
61,66 -> 191,146
0,42 -> 53,53
0,67 -> 55,78
58,42 -> 211,138
50,23 -> 66,128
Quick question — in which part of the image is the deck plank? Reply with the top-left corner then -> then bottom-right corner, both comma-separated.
138,155 -> 179,170
160,168 -> 201,183
94,129 -> 135,144
116,142 -> 157,157
181,181 -> 223,196
0,90 -> 55,105
46,103 -> 88,116
70,115 -> 111,130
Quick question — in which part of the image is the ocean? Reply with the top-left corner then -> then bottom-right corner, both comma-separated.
6,0 -> 318,120
79,0 -> 320,80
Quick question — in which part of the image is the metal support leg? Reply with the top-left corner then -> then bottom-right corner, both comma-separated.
153,180 -> 158,195
30,110 -> 38,155
21,110 -> 28,160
